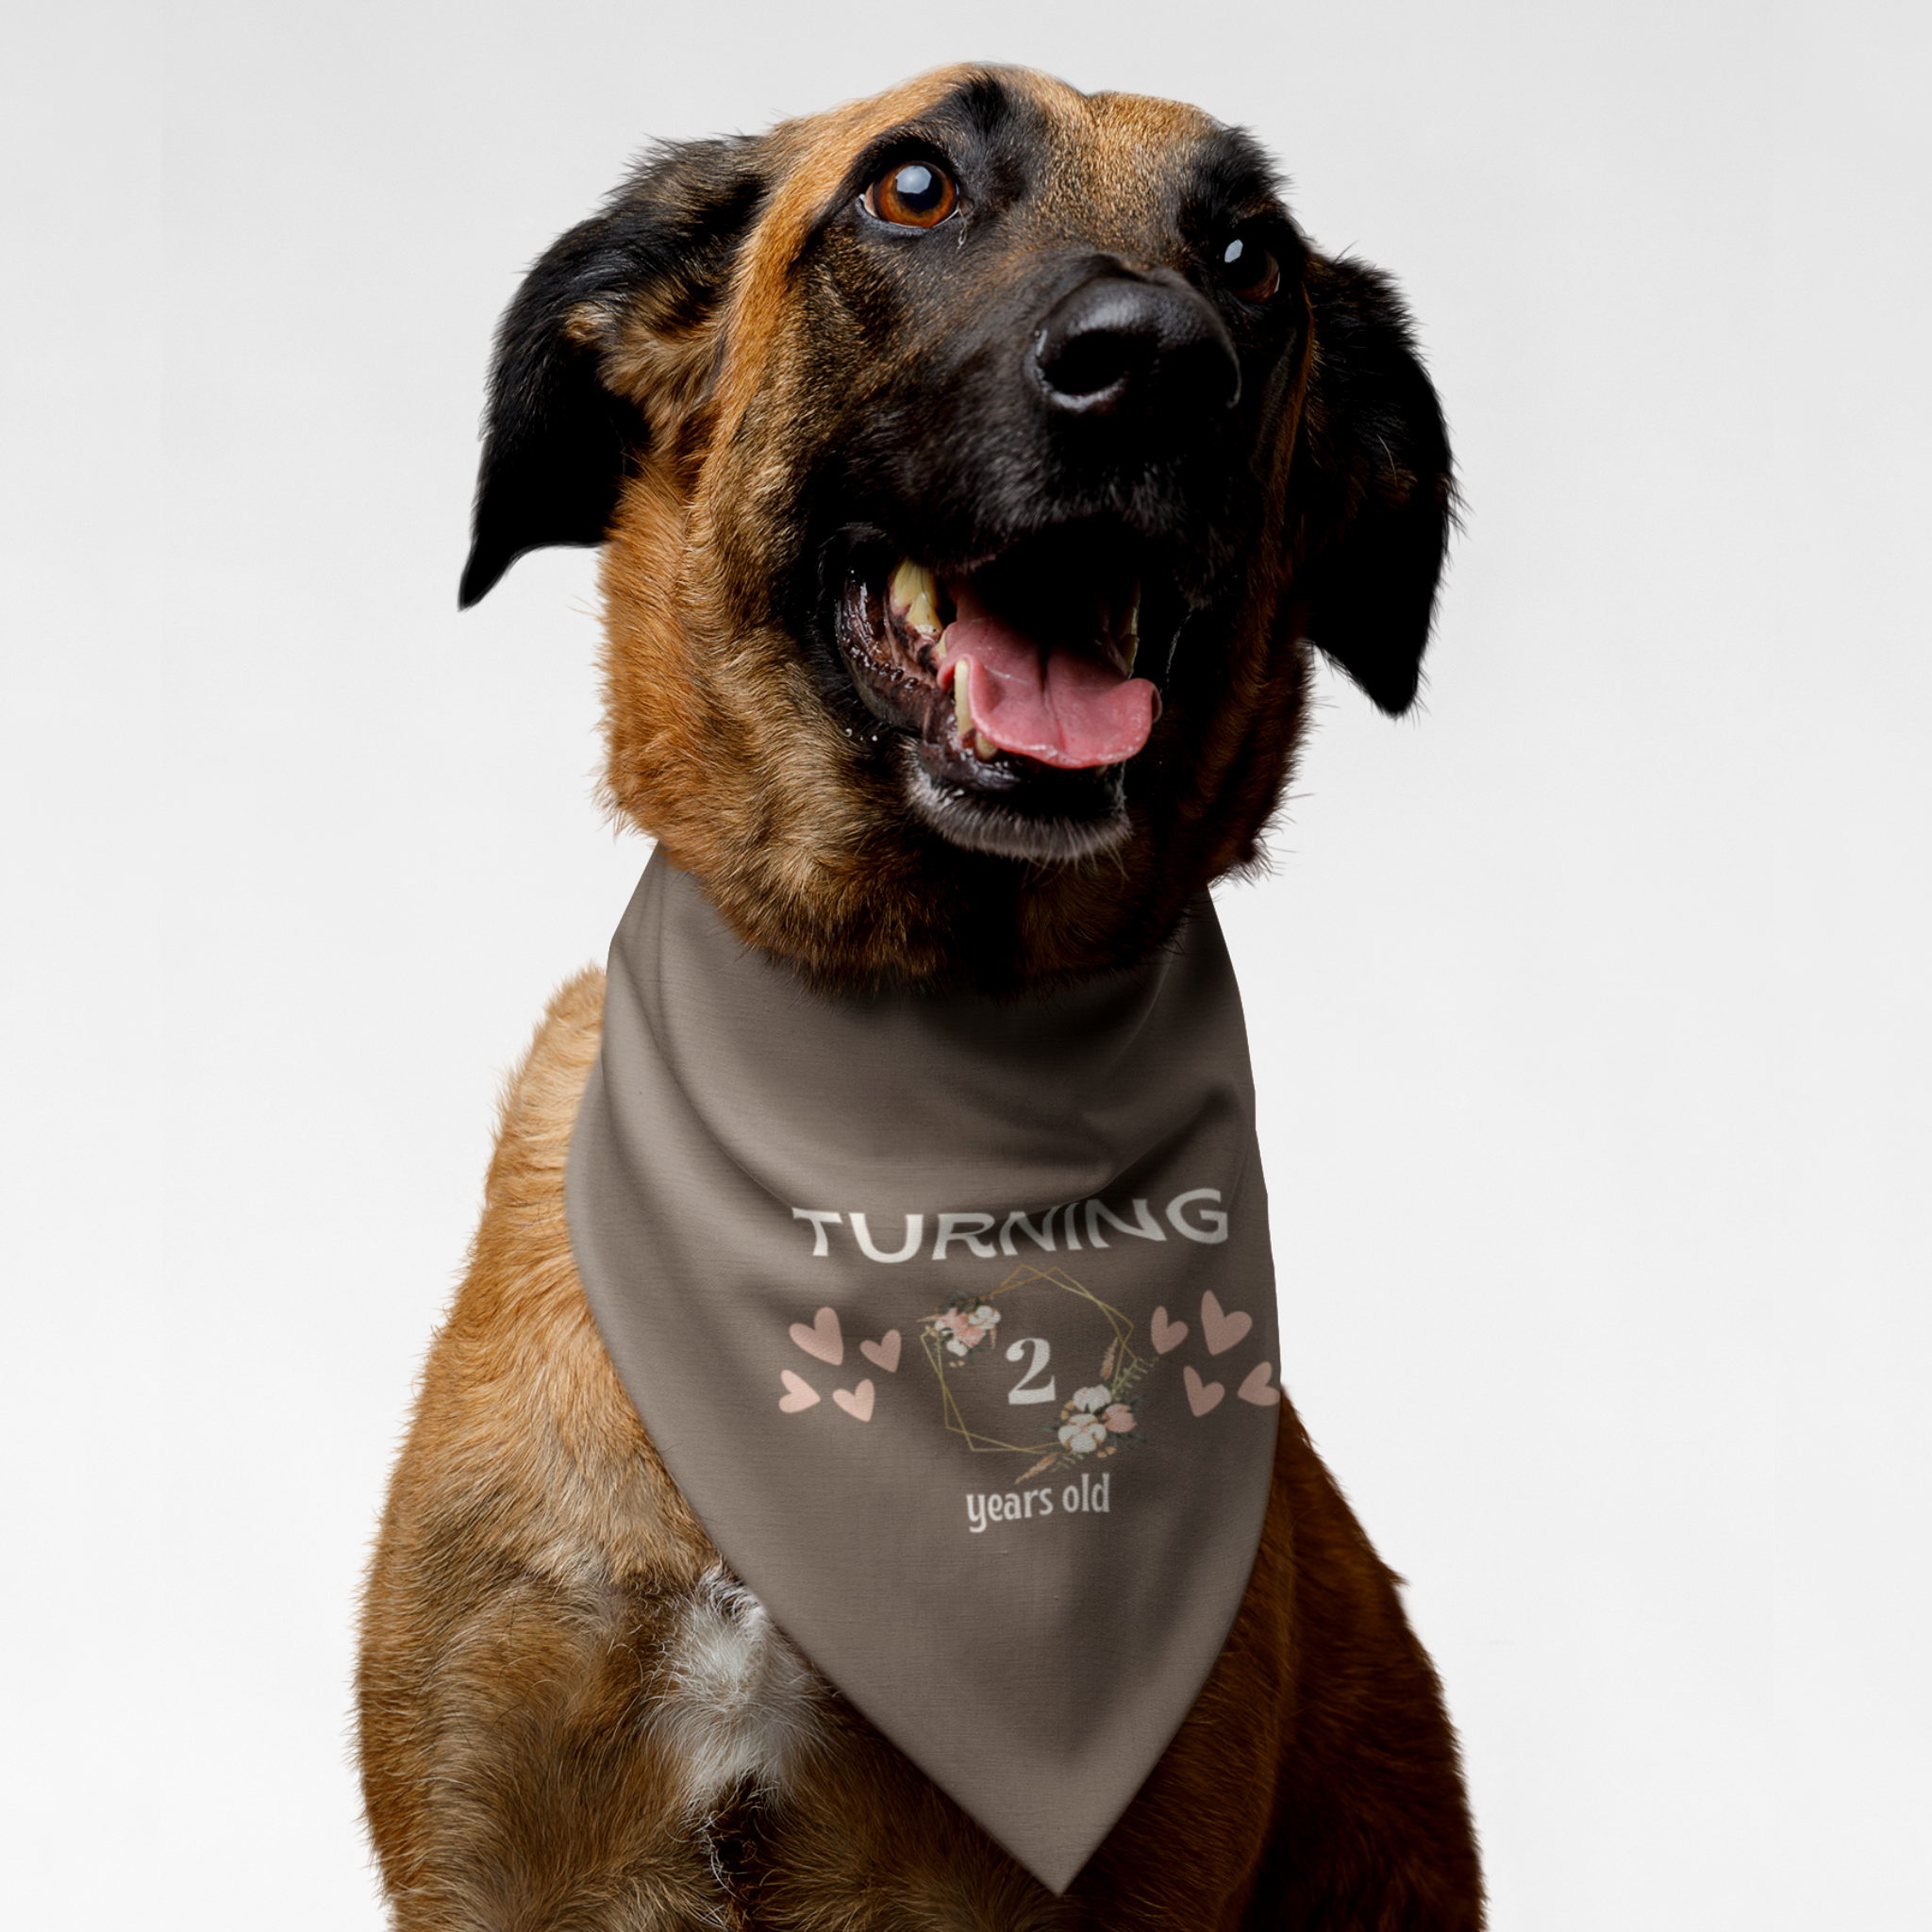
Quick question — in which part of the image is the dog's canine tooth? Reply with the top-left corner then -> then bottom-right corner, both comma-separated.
948,664 -> 997,758
1123,586 -> 1141,675
889,558 -> 941,635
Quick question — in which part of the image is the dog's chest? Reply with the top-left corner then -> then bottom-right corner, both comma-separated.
650,1569 -> 826,1811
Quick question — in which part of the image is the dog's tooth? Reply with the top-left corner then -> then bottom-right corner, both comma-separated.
889,558 -> 941,635
954,659 -> 974,743
974,732 -> 999,760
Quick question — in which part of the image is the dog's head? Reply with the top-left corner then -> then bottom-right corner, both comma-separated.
461,65 -> 1451,991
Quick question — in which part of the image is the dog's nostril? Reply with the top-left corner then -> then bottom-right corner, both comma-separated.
1040,324 -> 1146,400
1033,276 -> 1241,418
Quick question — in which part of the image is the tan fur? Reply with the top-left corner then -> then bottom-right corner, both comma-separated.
363,66 -> 1479,1930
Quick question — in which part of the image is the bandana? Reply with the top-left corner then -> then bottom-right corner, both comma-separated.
566,854 -> 1282,1891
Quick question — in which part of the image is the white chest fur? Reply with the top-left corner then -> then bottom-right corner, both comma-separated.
648,1568 -> 826,1816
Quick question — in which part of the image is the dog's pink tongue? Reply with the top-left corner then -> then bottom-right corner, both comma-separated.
940,609 -> 1158,771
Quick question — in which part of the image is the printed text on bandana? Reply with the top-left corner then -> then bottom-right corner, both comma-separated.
968,1472 -> 1111,1531
790,1188 -> 1230,1260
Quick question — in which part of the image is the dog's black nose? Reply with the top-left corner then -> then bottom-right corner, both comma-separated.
1032,275 -> 1241,421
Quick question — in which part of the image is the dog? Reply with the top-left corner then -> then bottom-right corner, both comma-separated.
358,63 -> 1479,1930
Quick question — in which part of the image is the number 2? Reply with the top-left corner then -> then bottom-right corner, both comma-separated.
1006,1336 -> 1057,1405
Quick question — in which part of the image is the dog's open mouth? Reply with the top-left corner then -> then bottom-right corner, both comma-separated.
832,522 -> 1184,862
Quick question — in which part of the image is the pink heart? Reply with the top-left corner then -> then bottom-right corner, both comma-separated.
777,1370 -> 820,1414
832,1378 -> 875,1423
859,1329 -> 901,1373
1183,1365 -> 1224,1416
1151,1306 -> 1189,1355
789,1306 -> 843,1365
1237,1361 -> 1280,1406
1200,1291 -> 1252,1357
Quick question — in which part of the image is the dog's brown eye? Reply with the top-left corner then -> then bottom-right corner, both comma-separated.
865,160 -> 957,228
1218,234 -> 1280,302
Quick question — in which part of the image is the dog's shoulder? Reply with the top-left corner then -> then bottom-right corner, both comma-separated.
481,964 -> 606,1218
375,965 -> 715,1588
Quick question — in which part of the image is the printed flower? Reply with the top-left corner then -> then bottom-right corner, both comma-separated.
1073,1384 -> 1111,1414
929,1308 -> 985,1357
1102,1403 -> 1137,1434
1058,1412 -> 1108,1454
929,1303 -> 997,1357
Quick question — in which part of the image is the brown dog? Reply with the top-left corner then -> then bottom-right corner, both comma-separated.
359,64 -> 1479,1929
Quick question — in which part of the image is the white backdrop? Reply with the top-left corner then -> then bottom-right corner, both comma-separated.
4,3 -> 1927,1927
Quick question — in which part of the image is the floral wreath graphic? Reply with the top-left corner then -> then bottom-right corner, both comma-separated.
921,1264 -> 1156,1482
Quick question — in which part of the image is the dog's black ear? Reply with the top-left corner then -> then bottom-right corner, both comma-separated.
1291,257 -> 1455,715
458,138 -> 768,608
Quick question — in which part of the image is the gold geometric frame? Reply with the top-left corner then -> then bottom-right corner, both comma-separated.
921,1263 -> 1143,1465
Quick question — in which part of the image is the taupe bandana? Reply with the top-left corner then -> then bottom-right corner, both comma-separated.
566,854 -> 1282,1891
